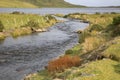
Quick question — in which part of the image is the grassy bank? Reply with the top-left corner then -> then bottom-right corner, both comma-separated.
26,13 -> 120,80
0,13 -> 57,39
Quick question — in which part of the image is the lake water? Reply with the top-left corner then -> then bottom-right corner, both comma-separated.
0,8 -> 120,14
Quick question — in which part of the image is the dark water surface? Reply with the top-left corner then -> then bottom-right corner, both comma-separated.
0,8 -> 120,14
0,16 -> 88,80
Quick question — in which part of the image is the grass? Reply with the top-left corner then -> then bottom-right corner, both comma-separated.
0,0 -> 37,8
0,13 -> 57,39
0,0 -> 85,8
65,44 -> 83,56
103,37 -> 120,61
0,13 -> 49,30
25,13 -> 120,80
64,13 -> 120,55
65,13 -> 120,28
82,36 -> 105,52
0,32 -> 5,40
57,59 -> 120,80
25,55 -> 81,80
25,59 -> 120,80
25,70 -> 52,80
11,27 -> 32,37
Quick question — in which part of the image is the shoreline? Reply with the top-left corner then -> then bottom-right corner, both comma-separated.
25,13 -> 120,80
0,13 -> 59,41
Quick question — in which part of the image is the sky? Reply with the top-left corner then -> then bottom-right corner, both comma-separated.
65,0 -> 120,7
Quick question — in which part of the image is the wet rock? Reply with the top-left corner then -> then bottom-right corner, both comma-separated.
35,28 -> 47,32
76,30 -> 82,34
0,59 -> 7,63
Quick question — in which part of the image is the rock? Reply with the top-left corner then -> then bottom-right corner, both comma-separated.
76,30 -> 82,34
0,59 -> 7,63
35,29 -> 42,32
53,78 -> 63,80
35,28 -> 47,32
25,73 -> 37,80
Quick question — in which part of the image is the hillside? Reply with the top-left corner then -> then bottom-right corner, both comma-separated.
0,0 -> 37,8
0,0 -> 85,8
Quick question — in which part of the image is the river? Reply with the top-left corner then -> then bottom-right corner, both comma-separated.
0,8 -> 119,80
0,16 -> 88,80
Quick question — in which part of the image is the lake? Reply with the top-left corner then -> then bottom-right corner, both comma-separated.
0,8 -> 120,14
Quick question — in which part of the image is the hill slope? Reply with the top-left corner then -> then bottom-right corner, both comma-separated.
0,0 -> 85,8
0,0 -> 37,8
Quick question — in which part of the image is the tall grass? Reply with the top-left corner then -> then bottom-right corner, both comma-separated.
0,13 -> 57,38
0,14 -> 48,30
103,37 -> 120,61
83,36 -> 105,52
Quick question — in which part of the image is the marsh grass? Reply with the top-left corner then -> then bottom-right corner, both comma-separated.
11,27 -> 32,37
0,32 -> 5,40
64,59 -> 120,80
83,36 -> 105,52
103,37 -> 120,61
0,13 -> 57,38
0,14 -> 48,30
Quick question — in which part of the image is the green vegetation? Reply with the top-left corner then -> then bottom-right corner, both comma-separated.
0,20 -> 4,32
47,55 -> 80,73
105,16 -> 120,37
0,13 -> 57,39
25,59 -> 120,80
53,59 -> 120,80
25,13 -> 120,80
0,0 -> 85,8
103,37 -> 120,61
0,0 -> 37,8
0,32 -> 5,40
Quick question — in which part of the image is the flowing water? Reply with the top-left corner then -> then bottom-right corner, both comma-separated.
0,7 -> 119,80
0,17 -> 88,80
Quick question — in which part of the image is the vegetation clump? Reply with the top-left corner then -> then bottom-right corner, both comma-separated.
113,16 -> 120,25
0,20 -> 4,32
65,49 -> 73,55
0,13 -> 57,38
47,55 -> 81,73
89,24 -> 103,31
106,16 -> 120,37
11,11 -> 24,14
